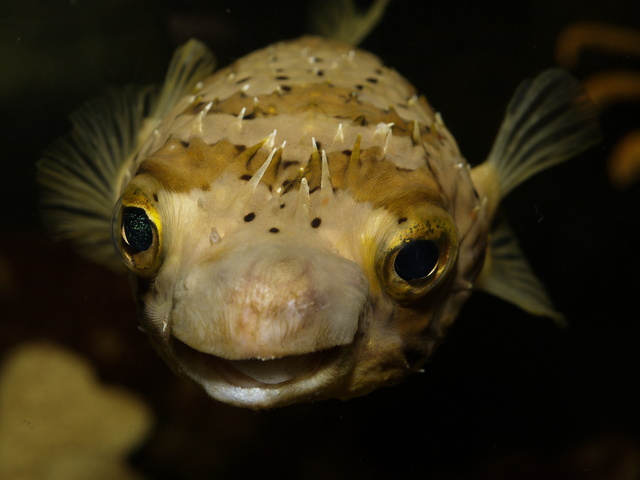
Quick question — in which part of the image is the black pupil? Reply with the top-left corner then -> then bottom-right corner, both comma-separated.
122,207 -> 153,253
394,240 -> 439,281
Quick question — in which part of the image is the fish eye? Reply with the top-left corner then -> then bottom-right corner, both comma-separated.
122,207 -> 153,253
112,191 -> 163,276
377,210 -> 458,304
394,239 -> 439,281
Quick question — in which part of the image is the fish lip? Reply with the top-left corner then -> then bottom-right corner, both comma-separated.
162,309 -> 366,407
170,336 -> 343,390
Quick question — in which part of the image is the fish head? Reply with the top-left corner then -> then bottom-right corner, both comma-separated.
111,126 -> 487,408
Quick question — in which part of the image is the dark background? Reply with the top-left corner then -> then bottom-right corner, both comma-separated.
2,1 -> 639,478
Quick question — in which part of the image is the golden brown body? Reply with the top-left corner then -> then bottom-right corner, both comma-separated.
38,10 -> 599,408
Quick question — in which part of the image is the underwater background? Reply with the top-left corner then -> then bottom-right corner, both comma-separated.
2,0 -> 640,478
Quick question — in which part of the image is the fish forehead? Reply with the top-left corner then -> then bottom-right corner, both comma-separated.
189,35 -> 429,128
126,35 -> 484,298
132,36 -> 464,207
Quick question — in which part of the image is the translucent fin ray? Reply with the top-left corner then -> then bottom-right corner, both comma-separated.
310,0 -> 392,45
37,85 -> 157,269
477,222 -> 566,324
474,69 -> 601,320
37,40 -> 216,269
486,68 -> 601,198
151,39 -> 216,122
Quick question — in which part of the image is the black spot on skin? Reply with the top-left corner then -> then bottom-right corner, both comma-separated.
315,57 -> 324,62
153,193 -> 159,202
240,174 -> 252,181
269,227 -> 280,233
235,144 -> 247,153
275,75 -> 289,80
398,217 -> 407,224
180,140 -> 190,148
281,179 -> 292,188
342,149 -> 352,156
352,115 -> 367,126
280,203 -> 286,209
355,84 -> 364,91
280,85 -> 292,92
366,77 -> 378,84
243,111 -> 256,120
311,217 -> 321,228
316,70 -> 324,76
244,212 -> 256,222
282,160 -> 300,169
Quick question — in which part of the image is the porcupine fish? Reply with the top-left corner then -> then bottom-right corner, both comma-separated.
37,0 -> 600,408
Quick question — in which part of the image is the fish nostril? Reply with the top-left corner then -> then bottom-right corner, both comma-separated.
270,256 -> 306,278
183,274 -> 196,291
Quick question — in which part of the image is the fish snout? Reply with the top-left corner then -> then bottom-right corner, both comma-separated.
230,255 -> 329,358
171,242 -> 368,361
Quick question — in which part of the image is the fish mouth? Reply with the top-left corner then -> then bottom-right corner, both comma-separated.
171,337 -> 339,389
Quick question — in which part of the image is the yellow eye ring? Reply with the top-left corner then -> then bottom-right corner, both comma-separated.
112,188 -> 163,276
376,213 -> 458,303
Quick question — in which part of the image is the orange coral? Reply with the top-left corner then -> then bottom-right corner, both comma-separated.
556,21 -> 640,188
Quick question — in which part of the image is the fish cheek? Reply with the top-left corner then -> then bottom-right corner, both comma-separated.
131,275 -> 154,325
394,284 -> 455,370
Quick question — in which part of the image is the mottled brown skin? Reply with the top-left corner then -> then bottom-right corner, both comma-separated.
136,136 -> 445,214
111,36 -> 489,408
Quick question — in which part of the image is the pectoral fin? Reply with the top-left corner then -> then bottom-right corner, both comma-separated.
472,68 -> 601,219
37,40 -> 215,269
471,69 -> 601,322
476,222 -> 566,325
